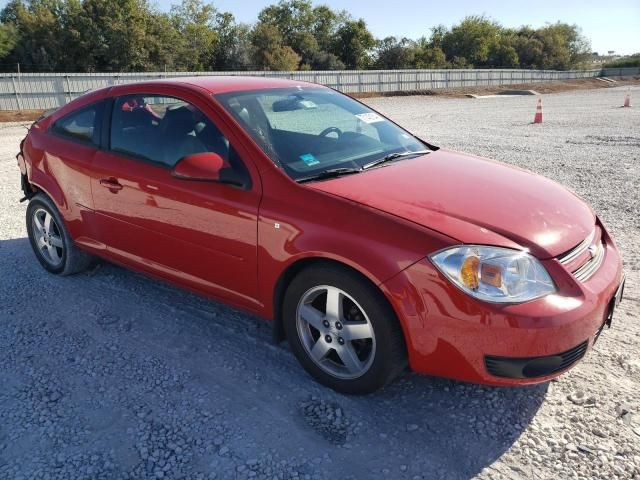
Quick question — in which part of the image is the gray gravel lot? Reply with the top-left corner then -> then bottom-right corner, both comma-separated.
0,85 -> 639,480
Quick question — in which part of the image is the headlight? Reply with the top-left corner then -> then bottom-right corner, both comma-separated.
430,246 -> 556,304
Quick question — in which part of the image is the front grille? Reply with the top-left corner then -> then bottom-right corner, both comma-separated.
558,230 -> 595,266
557,228 -> 605,282
573,241 -> 605,282
485,341 -> 588,379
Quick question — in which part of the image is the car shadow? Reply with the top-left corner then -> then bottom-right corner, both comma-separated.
0,236 -> 547,479
350,372 -> 548,478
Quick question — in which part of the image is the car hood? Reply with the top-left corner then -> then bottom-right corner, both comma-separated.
307,149 -> 595,259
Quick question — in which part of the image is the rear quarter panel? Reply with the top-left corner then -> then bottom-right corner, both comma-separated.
24,122 -> 99,240
22,88 -> 111,239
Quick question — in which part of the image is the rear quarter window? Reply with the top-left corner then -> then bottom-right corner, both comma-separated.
51,102 -> 104,146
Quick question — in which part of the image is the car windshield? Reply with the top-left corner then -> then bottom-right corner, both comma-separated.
215,87 -> 428,181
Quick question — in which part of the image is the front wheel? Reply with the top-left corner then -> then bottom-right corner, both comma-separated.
283,264 -> 407,394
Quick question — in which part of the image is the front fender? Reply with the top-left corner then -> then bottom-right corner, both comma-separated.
256,169 -> 454,319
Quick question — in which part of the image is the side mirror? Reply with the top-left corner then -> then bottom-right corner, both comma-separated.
172,152 -> 224,182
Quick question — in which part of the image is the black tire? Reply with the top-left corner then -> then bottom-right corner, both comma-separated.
26,193 -> 94,275
283,264 -> 407,394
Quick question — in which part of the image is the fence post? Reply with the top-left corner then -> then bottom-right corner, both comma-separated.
11,74 -> 22,111
65,74 -> 71,103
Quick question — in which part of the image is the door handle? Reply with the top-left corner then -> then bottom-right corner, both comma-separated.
99,178 -> 123,191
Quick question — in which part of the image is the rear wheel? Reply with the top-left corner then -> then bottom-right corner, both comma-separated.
283,264 -> 407,394
26,193 -> 94,275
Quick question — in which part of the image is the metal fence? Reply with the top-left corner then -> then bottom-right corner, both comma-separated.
601,66 -> 640,77
1,67 -> 638,111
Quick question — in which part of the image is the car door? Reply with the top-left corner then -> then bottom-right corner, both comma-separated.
90,89 -> 262,309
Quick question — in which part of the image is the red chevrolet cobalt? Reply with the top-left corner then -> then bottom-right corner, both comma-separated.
17,77 -> 625,394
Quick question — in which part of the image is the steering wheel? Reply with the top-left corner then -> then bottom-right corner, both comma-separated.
318,127 -> 343,139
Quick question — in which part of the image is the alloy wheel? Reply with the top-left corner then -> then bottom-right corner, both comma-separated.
296,285 -> 376,379
31,208 -> 64,267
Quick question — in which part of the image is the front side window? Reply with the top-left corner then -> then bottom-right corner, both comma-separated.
216,88 -> 427,181
110,95 -> 249,185
52,102 -> 104,146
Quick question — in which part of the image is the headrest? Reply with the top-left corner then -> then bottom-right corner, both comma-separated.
162,106 -> 196,135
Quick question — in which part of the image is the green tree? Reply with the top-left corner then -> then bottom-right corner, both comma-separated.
56,0 -> 99,71
331,19 -> 375,69
170,0 -> 218,71
441,15 -> 502,67
375,36 -> 416,69
487,32 -> 520,67
0,22 -> 18,60
311,5 -> 347,53
534,23 -> 591,69
428,25 -> 447,50
0,0 -> 67,71
413,37 -> 446,68
251,22 -> 300,70
257,0 -> 318,64
0,2 -> 598,73
488,41 -> 519,67
212,13 -> 252,70
78,0 -> 155,71
145,10 -> 184,71
306,50 -> 344,70
511,27 -> 544,68
604,53 -> 640,68
264,45 -> 301,70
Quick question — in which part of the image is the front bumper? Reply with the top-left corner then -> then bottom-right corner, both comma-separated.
382,229 -> 624,386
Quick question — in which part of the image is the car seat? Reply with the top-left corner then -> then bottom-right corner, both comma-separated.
159,106 -> 208,166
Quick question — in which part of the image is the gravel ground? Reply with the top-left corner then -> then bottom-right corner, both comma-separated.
0,85 -> 638,480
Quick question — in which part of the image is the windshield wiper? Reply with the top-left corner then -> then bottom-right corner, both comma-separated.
296,149 -> 431,183
297,167 -> 363,183
362,150 -> 431,170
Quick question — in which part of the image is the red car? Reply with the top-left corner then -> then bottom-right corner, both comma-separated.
17,77 -> 625,394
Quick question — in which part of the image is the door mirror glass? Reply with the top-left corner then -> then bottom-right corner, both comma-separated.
172,152 -> 225,181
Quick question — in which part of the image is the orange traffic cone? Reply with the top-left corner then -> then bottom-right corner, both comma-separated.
533,98 -> 543,123
623,92 -> 631,107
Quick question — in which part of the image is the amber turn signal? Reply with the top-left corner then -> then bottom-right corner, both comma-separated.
460,256 -> 480,290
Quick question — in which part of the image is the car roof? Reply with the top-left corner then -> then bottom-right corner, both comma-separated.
49,76 -> 326,123
129,76 -> 325,94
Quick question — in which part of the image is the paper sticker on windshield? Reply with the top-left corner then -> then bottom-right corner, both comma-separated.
355,112 -> 384,124
300,153 -> 320,166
